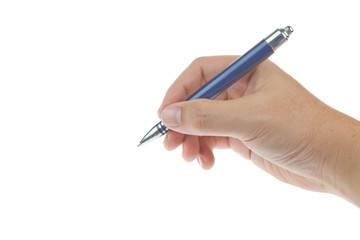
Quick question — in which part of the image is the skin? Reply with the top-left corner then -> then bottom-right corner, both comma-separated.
157,56 -> 360,207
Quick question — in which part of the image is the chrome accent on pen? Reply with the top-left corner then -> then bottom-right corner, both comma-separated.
156,121 -> 168,134
138,26 -> 293,147
138,121 -> 168,147
265,26 -> 293,50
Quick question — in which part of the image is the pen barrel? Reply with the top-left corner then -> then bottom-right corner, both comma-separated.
186,40 -> 274,101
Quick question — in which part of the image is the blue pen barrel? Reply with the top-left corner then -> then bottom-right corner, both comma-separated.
187,40 -> 274,100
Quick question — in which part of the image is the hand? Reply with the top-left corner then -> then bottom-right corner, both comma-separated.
158,56 -> 360,206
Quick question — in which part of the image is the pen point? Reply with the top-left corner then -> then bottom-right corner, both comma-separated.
138,121 -> 167,147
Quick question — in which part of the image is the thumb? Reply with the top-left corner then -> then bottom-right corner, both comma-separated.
160,98 -> 254,137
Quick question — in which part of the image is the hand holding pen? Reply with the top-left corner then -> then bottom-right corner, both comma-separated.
139,27 -> 293,146
140,27 -> 360,207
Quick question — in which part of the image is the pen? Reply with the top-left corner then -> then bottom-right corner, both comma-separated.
138,26 -> 293,147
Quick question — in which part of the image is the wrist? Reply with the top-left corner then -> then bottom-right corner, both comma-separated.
320,108 -> 360,206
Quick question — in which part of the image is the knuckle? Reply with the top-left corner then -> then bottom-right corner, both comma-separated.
188,101 -> 209,131
191,56 -> 208,65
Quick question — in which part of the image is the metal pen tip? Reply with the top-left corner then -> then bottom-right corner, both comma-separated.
138,121 -> 168,147
137,139 -> 146,147
137,138 -> 146,147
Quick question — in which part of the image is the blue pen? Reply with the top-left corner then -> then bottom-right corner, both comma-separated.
138,26 -> 293,146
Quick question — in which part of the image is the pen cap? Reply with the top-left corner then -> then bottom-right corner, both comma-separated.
265,26 -> 293,51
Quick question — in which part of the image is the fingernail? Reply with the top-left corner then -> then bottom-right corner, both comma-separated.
161,106 -> 181,127
197,156 -> 203,168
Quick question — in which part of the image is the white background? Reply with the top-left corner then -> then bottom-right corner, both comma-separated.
1,0 -> 359,239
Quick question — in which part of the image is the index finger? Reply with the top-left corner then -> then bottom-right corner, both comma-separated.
157,55 -> 239,117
